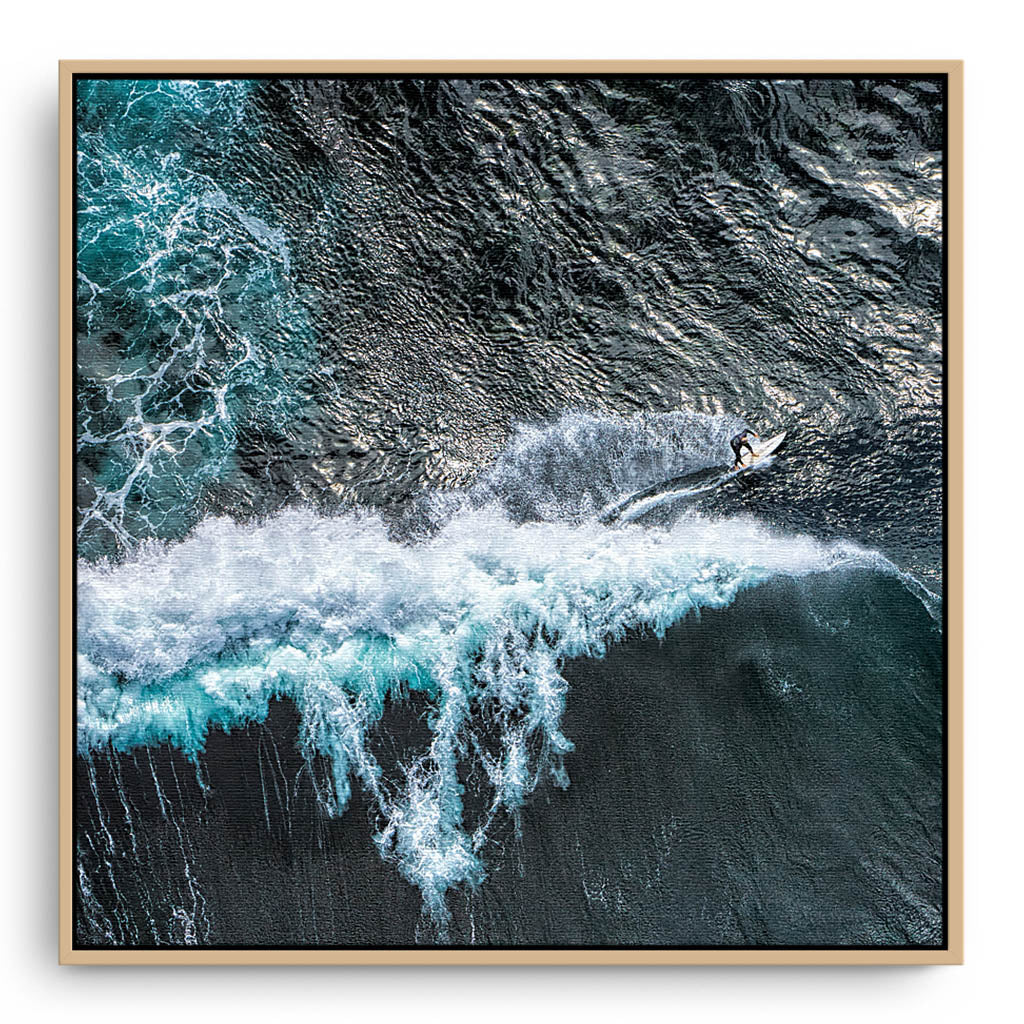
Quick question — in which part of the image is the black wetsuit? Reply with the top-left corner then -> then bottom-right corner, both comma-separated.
730,430 -> 756,467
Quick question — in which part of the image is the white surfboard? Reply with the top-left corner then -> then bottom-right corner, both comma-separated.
735,430 -> 787,469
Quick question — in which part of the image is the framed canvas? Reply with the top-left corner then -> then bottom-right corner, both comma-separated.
59,61 -> 963,965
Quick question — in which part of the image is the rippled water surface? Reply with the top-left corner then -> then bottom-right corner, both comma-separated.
77,76 -> 944,579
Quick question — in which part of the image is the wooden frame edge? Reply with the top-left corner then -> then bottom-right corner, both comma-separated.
60,948 -> 964,966
59,59 -> 75,966
58,59 -> 964,75
945,59 -> 964,966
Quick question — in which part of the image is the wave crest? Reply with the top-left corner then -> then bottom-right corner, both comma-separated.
78,503 -> 908,921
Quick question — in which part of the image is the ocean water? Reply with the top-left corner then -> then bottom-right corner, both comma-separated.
74,76 -> 945,947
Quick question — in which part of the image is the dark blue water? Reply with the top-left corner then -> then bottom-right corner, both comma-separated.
74,76 -> 945,948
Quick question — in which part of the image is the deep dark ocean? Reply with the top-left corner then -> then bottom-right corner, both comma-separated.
74,76 -> 945,947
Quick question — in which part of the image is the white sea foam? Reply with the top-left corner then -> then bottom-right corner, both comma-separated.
77,502 -> 907,921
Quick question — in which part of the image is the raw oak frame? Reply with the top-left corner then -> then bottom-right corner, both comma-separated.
58,60 -> 964,965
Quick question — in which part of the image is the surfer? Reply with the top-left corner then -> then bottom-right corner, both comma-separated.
730,428 -> 759,469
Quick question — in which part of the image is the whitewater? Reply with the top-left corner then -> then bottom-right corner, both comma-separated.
77,469 -> 931,923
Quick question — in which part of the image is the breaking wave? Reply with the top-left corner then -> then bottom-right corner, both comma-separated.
77,425 -> 933,923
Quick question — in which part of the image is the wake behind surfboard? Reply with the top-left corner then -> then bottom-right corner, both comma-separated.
599,430 -> 788,524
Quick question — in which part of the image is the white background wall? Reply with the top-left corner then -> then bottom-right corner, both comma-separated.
0,3 -> 1014,1019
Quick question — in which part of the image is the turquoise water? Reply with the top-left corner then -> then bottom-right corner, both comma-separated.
77,454 -> 933,922
76,80 -> 314,556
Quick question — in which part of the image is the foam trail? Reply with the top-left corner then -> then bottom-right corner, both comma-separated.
603,456 -> 778,524
435,409 -> 748,527
77,504 -> 924,921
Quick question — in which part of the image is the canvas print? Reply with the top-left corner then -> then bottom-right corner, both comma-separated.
70,71 -> 949,952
